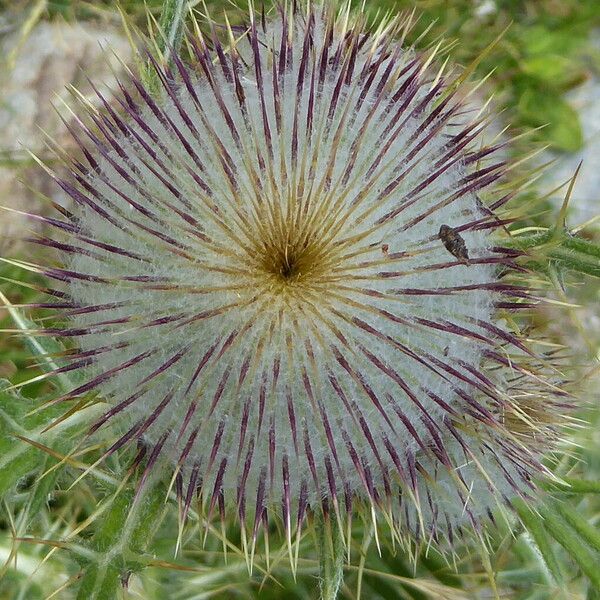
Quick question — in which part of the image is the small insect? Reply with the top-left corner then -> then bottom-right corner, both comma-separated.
438,224 -> 470,264
381,243 -> 389,256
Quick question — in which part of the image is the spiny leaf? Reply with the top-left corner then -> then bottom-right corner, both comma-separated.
75,478 -> 167,599
536,501 -> 600,590
541,477 -> 600,495
513,498 -> 565,586
547,499 -> 600,555
0,380 -> 93,499
0,291 -> 71,391
76,560 -> 123,600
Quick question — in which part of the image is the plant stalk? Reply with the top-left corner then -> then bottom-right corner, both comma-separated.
504,229 -> 600,278
142,0 -> 187,92
317,514 -> 345,600
158,0 -> 187,65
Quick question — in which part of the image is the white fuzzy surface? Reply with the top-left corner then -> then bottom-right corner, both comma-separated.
62,8 -> 546,539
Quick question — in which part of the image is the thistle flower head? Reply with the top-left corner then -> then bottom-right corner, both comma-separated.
28,1 -> 565,553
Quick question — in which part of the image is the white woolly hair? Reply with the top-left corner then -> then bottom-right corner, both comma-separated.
36,1 -> 562,547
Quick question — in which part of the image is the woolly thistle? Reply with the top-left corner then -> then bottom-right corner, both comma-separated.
13,0 -> 566,559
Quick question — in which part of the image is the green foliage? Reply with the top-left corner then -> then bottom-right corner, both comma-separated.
75,484 -> 166,600
1,1 -> 600,599
517,90 -> 583,152
536,499 -> 600,590
370,0 -> 600,152
317,516 -> 345,600
508,228 -> 600,278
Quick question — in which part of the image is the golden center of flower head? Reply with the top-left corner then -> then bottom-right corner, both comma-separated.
253,220 -> 337,297
259,234 -> 323,286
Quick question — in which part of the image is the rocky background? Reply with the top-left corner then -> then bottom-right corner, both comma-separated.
0,18 -> 130,254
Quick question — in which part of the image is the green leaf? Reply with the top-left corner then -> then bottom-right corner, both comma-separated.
548,499 -> 600,553
536,502 -> 600,590
0,567 -> 45,600
517,89 -> 583,151
521,55 -> 584,89
522,25 -> 585,58
505,230 -> 600,279
513,498 -> 565,586
542,477 -> 600,494
141,0 -> 187,93
75,479 -> 167,599
419,552 -> 462,589
76,561 -> 124,600
0,380 -> 87,496
0,290 -> 71,391
0,381 -> 47,494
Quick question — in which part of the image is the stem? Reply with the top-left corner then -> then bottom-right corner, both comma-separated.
540,477 -> 600,494
504,229 -> 600,278
535,502 -> 600,590
142,0 -> 187,92
317,514 -> 345,600
157,0 -> 187,65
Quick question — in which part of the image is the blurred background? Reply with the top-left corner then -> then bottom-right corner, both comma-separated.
1,1 -> 599,598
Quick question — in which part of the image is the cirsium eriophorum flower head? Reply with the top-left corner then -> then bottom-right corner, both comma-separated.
30,1 -> 564,551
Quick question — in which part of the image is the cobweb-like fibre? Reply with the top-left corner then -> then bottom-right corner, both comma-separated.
33,1 -> 563,547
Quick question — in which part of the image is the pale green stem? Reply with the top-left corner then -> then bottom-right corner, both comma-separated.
535,502 -> 600,590
504,229 -> 600,278
157,0 -> 187,65
142,0 -> 188,92
317,515 -> 345,600
540,477 -> 600,494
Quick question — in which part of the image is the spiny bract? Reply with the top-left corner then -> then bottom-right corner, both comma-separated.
28,1 -> 563,553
